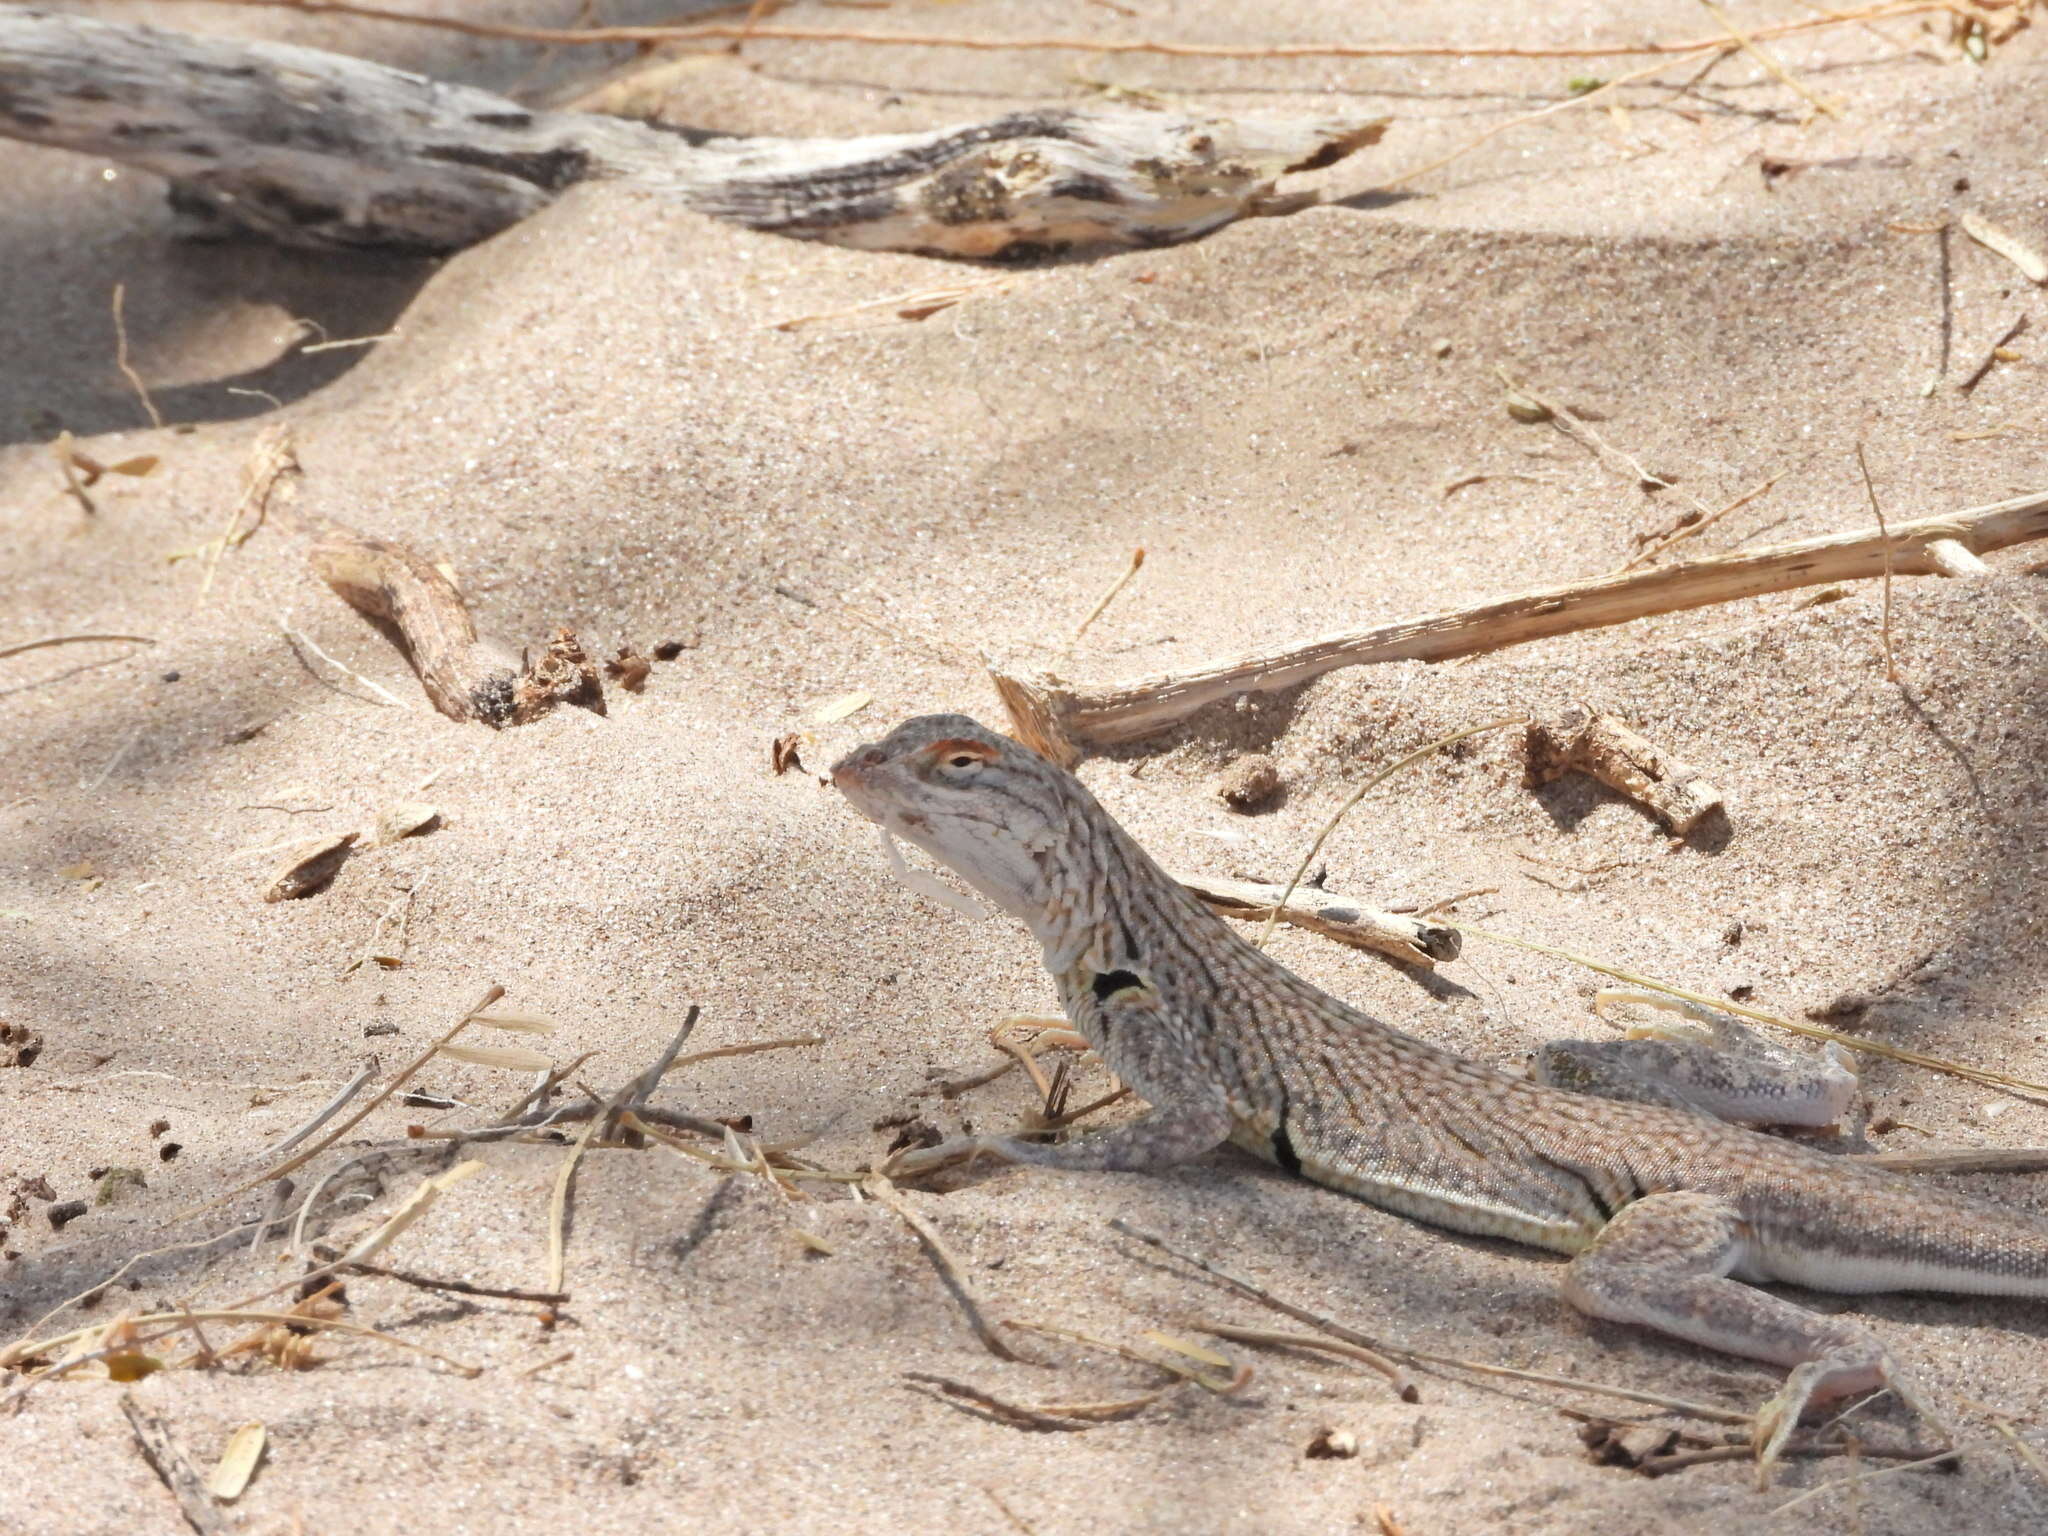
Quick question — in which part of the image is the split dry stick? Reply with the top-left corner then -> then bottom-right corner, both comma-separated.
173,0 -> 1966,61
1959,313 -> 2032,393
190,983 -> 501,1215
109,283 -> 163,431
1173,872 -> 1460,968
259,1056 -> 378,1160
1524,707 -> 1725,836
120,1393 -> 224,1536
1856,443 -> 1900,682
867,1171 -> 1024,1362
989,487 -> 2048,762
1109,1219 -> 1751,1425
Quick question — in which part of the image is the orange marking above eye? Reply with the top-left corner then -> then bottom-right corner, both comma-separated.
925,738 -> 1000,765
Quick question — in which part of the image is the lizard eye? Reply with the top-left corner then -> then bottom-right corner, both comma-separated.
944,753 -> 980,770
924,738 -> 999,776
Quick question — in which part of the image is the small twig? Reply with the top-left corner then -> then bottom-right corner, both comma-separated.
666,1033 -> 822,1072
608,1006 -> 703,1137
1621,468 -> 1788,571
1771,1448 -> 1963,1513
261,1057 -> 379,1160
548,1078 -> 632,1296
0,633 -> 155,661
120,1394 -> 223,1535
1256,717 -> 1524,950
1856,442 -> 1899,683
1497,366 -> 1688,497
342,1260 -> 566,1305
1069,547 -> 1145,648
110,283 -> 164,431
1198,1320 -> 1416,1402
868,1171 -> 1024,1361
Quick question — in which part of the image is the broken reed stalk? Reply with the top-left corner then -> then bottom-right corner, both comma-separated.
1255,717 -> 1525,951
180,0 -> 1968,61
1460,925 -> 2048,1101
991,488 -> 2048,763
1110,1218 -> 1751,1426
867,1171 -> 1024,1362
1175,872 -> 1461,968
1,13 -> 1386,259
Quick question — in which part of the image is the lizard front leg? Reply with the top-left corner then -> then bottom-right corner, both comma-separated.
1562,1191 -> 1942,1485
890,989 -> 1234,1177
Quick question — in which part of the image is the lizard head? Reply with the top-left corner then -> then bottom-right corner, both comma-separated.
830,713 -> 1069,925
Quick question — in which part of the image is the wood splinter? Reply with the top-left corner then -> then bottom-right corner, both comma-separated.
1172,873 -> 1460,968
1525,707 -> 1724,836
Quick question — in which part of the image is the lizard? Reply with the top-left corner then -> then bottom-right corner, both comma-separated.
830,712 -> 2048,1479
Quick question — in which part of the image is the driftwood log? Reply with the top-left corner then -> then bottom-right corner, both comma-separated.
1173,873 -> 1461,969
993,488 -> 2048,763
0,10 -> 1384,258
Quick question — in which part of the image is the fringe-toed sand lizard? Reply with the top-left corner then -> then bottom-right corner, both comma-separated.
832,713 -> 2048,1477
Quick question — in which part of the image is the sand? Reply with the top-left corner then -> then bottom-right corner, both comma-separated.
4,2 -> 2048,1531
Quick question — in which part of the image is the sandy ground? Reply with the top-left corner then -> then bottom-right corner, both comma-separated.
4,2 -> 2048,1532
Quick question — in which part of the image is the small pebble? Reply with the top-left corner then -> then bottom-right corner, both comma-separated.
47,1200 -> 87,1231
1305,1427 -> 1359,1460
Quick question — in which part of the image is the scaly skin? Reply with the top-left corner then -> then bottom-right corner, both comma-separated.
832,713 -> 2048,1478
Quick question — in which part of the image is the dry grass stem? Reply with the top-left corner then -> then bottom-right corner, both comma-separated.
1856,443 -> 1900,682
0,633 -> 156,661
664,1033 -> 821,1072
548,1079 -> 630,1297
195,983 -> 501,1215
1374,48 -> 1726,193
867,1171 -> 1024,1361
1110,1218 -> 1751,1424
1255,717 -> 1525,950
1770,1447 -> 1964,1514
905,1372 -> 1165,1430
279,619 -> 409,708
1622,469 -> 1787,571
1197,1321 -> 1416,1400
342,1261 -> 567,1305
1698,0 -> 1840,118
189,0 -> 1963,61
1008,1319 -> 1249,1394
1462,924 -> 2048,1099
110,283 -> 164,431
260,1056 -> 378,1160
1069,547 -> 1146,647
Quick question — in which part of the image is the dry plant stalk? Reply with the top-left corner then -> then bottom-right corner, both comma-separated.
991,487 -> 2048,762
1173,872 -> 1460,967
178,0 -> 1969,61
1524,707 -> 1725,835
1,13 -> 1386,258
867,1172 -> 1024,1362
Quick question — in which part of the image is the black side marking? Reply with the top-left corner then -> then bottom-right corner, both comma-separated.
1271,1121 -> 1303,1177
1092,969 -> 1144,1001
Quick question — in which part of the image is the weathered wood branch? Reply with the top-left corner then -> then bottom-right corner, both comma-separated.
1525,708 -> 1724,836
1173,872 -> 1461,968
0,11 -> 1384,257
992,488 -> 2048,763
254,425 -> 604,726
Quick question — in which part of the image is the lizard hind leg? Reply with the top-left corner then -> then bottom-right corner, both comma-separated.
1561,1192 -> 1935,1487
